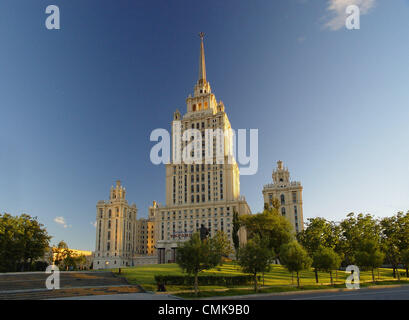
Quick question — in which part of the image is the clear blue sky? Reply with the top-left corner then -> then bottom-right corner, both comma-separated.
1,0 -> 408,251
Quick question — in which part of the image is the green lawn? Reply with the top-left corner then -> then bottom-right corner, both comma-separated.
110,262 -> 409,296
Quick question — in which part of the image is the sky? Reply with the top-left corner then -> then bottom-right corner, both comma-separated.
0,0 -> 409,251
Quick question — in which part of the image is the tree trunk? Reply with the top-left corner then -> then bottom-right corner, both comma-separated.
314,268 -> 319,284
254,273 -> 258,292
336,269 -> 338,283
393,267 -> 396,278
406,267 -> 408,278
296,272 -> 300,288
371,268 -> 375,283
194,273 -> 199,296
329,271 -> 333,286
396,265 -> 401,281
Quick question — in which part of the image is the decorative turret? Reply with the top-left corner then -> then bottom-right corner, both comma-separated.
272,161 -> 290,185
110,180 -> 126,200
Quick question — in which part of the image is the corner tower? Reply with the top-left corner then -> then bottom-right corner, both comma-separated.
262,161 -> 304,233
94,180 -> 138,269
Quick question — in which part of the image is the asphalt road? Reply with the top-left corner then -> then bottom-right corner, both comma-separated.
239,285 -> 409,300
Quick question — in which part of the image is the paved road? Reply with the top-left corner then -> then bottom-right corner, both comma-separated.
239,285 -> 409,300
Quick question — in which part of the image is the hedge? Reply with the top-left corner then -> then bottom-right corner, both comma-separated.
154,274 -> 261,286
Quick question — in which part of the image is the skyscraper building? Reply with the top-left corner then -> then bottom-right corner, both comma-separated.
152,33 -> 251,263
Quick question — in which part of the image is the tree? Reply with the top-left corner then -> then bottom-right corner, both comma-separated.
298,217 -> 340,283
232,210 -> 240,259
380,212 -> 409,279
176,233 -> 227,296
401,249 -> 409,278
17,214 -> 52,271
240,205 -> 293,259
0,213 -> 51,272
279,241 -> 312,288
339,213 -> 380,266
237,238 -> 275,292
210,231 -> 233,259
74,255 -> 87,270
354,239 -> 384,283
53,241 -> 72,268
312,247 -> 341,285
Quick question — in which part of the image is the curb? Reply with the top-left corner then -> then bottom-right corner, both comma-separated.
198,283 -> 409,300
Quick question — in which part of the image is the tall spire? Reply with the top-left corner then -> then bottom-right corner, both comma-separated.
198,32 -> 206,84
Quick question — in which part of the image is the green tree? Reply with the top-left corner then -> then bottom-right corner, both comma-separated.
0,213 -> 51,272
237,238 -> 274,292
210,231 -> 233,259
53,241 -> 72,268
339,213 -> 380,266
74,254 -> 87,270
240,205 -> 293,259
0,214 -> 22,272
380,212 -> 409,279
401,249 -> 409,278
298,217 -> 340,283
279,241 -> 312,288
17,214 -> 51,271
232,210 -> 240,259
176,233 -> 227,296
312,247 -> 341,285
354,239 -> 384,283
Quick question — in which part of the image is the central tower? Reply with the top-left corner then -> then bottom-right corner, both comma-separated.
152,34 -> 251,263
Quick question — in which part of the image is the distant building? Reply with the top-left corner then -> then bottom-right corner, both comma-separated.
47,247 -> 93,270
135,218 -> 155,255
93,181 -> 156,269
262,161 -> 304,233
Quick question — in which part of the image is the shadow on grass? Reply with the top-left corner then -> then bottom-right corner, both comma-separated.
176,280 -> 409,299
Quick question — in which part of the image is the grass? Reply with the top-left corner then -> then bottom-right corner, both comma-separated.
109,262 -> 409,297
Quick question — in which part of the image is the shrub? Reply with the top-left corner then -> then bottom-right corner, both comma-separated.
154,274 -> 260,287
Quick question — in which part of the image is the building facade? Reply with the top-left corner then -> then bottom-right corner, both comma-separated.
135,218 -> 155,255
262,161 -> 304,233
93,181 -> 138,269
152,34 -> 251,263
93,180 -> 157,269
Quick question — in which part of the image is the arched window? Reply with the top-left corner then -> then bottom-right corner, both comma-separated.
280,194 -> 285,205
281,207 -> 286,216
192,104 -> 196,111
108,210 -> 112,218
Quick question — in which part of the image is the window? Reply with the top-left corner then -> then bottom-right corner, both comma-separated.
292,192 -> 297,203
281,207 -> 286,216
280,194 -> 285,205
